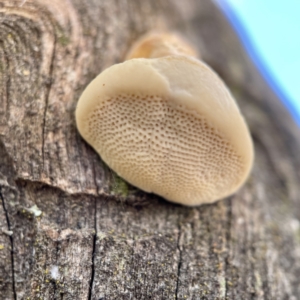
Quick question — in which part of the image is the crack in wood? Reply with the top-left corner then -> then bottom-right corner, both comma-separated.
88,199 -> 97,300
42,33 -> 57,169
15,177 -> 97,198
175,222 -> 182,300
0,187 -> 17,300
3,45 -> 10,125
88,163 -> 99,299
224,199 -> 232,299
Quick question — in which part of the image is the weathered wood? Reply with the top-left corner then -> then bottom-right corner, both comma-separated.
1,0 -> 300,299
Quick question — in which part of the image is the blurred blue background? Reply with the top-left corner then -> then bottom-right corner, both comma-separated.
215,0 -> 300,125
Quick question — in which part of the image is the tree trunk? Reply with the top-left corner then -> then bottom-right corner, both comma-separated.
1,0 -> 300,299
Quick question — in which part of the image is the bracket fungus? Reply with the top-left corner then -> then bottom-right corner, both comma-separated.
76,32 -> 254,206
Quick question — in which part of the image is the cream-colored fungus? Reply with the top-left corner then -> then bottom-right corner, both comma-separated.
76,33 -> 253,206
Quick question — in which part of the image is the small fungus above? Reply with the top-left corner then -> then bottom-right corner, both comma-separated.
76,32 -> 254,206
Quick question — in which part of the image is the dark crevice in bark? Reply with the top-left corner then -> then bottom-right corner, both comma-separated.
89,164 -> 98,300
175,222 -> 182,300
0,37 -> 11,126
224,199 -> 232,299
41,34 -> 56,168
15,177 -> 94,198
88,199 -> 97,300
4,56 -> 10,124
0,187 -> 17,300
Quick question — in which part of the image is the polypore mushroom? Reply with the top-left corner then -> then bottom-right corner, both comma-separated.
76,32 -> 254,206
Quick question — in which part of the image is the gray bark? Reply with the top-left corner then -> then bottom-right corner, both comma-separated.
1,0 -> 300,299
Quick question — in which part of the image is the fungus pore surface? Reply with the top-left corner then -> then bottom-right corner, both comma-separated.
76,56 -> 253,206
85,94 -> 243,205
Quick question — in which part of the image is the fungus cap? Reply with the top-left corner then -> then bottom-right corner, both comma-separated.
126,32 -> 198,59
76,55 -> 253,206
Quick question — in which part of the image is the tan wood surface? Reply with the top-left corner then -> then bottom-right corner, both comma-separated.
1,0 -> 300,299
